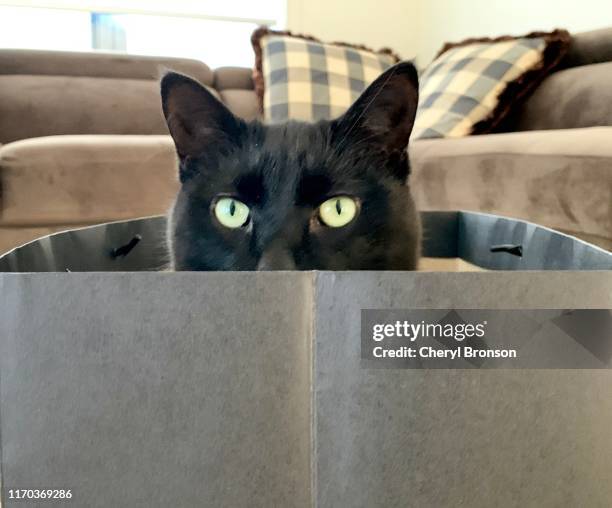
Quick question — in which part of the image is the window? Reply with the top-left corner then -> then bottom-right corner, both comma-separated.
0,6 -> 92,52
0,1 -> 285,67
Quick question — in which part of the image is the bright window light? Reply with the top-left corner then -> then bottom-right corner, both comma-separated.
0,1 -> 284,23
108,14 -> 261,68
0,6 -> 91,51
0,1 -> 285,67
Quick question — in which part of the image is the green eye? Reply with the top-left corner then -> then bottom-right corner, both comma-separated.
214,198 -> 250,228
318,196 -> 358,228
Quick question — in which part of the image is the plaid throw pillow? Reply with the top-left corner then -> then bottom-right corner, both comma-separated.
413,30 -> 571,139
251,28 -> 399,123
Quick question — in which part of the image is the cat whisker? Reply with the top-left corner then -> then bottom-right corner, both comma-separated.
332,66 -> 398,156
330,132 -> 383,162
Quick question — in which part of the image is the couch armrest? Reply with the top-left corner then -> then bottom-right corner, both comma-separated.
0,135 -> 178,226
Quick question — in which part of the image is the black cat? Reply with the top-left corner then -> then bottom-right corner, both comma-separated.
161,62 -> 420,271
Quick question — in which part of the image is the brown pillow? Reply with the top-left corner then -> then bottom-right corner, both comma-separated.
413,29 -> 571,138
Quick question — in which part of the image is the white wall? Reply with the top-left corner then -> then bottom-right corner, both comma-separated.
418,0 -> 612,65
287,0 -> 612,67
287,0 -> 421,61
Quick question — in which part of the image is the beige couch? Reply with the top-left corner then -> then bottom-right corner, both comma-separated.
1,28 -> 611,255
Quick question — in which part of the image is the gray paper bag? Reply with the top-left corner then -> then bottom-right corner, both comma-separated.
0,212 -> 611,507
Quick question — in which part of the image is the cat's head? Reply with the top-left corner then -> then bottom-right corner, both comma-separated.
161,62 -> 420,271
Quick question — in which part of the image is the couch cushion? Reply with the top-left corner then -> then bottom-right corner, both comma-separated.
0,49 -> 214,144
213,67 -> 260,120
219,90 -> 261,121
564,27 -> 612,68
410,127 -> 612,243
0,75 -> 170,144
0,49 -> 213,83
0,135 -> 178,226
213,67 -> 255,91
517,62 -> 612,131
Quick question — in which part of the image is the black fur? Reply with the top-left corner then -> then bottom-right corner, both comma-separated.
161,62 -> 421,271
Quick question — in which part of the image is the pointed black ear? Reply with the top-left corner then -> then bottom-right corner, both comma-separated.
333,62 -> 419,153
161,72 -> 243,160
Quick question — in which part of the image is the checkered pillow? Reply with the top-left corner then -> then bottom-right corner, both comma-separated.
251,28 -> 399,123
413,30 -> 570,139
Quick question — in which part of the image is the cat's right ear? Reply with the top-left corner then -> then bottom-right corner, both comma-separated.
161,72 -> 244,161
333,62 -> 419,154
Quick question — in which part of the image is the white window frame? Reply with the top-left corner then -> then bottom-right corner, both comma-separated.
0,1 -> 279,26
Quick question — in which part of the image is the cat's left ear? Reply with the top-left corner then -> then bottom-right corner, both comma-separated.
333,62 -> 419,153
161,72 -> 244,161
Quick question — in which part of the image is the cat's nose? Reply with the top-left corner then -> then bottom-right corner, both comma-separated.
257,244 -> 296,270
